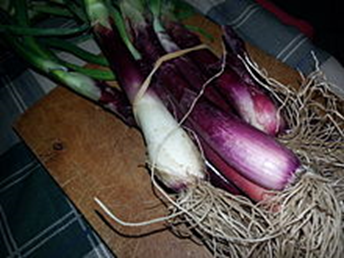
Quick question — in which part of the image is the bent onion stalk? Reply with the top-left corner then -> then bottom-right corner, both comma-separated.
118,0 -> 233,113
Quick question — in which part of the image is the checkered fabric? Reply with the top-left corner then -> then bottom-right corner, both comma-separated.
184,0 -> 344,98
0,19 -> 114,257
0,143 -> 114,258
184,0 -> 330,74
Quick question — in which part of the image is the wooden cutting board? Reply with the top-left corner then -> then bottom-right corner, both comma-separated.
14,15 -> 301,257
15,85 -> 212,257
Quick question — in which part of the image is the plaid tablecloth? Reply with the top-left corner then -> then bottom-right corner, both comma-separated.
185,0 -> 329,73
0,143 -> 114,258
1,1 -> 344,257
185,0 -> 344,97
0,19 -> 115,257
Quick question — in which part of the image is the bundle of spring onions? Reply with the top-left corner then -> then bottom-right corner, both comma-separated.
1,0 -> 344,257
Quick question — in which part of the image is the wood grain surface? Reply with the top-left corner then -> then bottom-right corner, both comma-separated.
15,86 -> 212,257
14,15 -> 301,257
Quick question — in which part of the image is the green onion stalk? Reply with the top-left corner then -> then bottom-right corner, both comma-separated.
0,4 -> 134,125
28,2 -> 74,19
7,32 -> 134,124
1,0 -> 114,81
3,0 -> 112,72
41,37 -> 109,66
0,22 -> 89,36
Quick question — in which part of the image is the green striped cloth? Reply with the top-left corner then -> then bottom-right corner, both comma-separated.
185,0 -> 344,97
0,18 -> 114,257
0,143 -> 114,258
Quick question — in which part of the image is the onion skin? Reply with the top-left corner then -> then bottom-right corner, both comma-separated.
94,22 -> 143,103
134,92 -> 206,190
207,163 -> 243,196
138,24 -> 298,191
153,58 -> 298,192
165,21 -> 220,75
97,81 -> 136,126
204,141 -> 273,202
165,21 -> 284,135
216,70 -> 283,135
186,99 -> 300,190
94,78 -> 265,199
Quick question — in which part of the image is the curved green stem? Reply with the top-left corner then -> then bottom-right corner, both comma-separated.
0,22 -> 89,36
64,33 -> 94,44
148,0 -> 213,41
14,0 -> 29,25
111,5 -> 141,60
184,24 -> 214,42
4,32 -> 103,100
3,33 -> 65,74
2,6 -> 112,81
49,0 -> 66,5
62,0 -> 88,22
41,37 -> 109,66
29,3 -> 74,18
84,0 -> 141,60
1,2 -> 115,99
61,60 -> 115,80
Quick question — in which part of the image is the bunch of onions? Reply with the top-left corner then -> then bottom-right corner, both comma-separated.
83,0 -> 343,257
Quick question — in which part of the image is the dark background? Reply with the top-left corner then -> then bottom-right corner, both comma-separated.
270,0 -> 344,65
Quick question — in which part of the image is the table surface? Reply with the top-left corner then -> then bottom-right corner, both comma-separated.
14,15 -> 300,257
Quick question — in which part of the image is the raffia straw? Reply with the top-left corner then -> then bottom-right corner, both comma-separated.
263,172 -> 343,258
239,52 -> 344,257
133,44 -> 209,104
169,182 -> 283,257
240,52 -> 344,177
